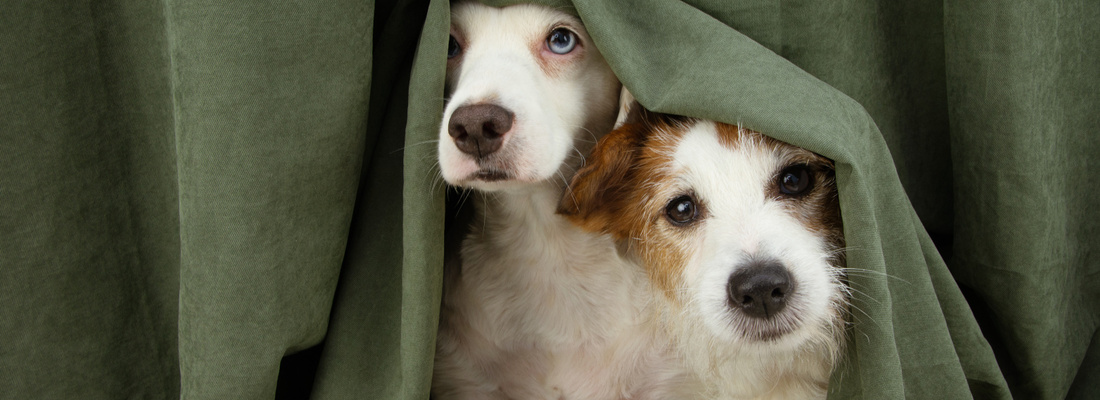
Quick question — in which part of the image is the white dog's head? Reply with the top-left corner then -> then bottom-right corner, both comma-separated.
439,2 -> 620,192
560,109 -> 848,364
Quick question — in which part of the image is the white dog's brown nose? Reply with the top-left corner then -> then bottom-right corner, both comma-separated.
448,104 -> 514,158
728,260 -> 793,319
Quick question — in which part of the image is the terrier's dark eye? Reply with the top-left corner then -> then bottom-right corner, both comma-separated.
778,165 -> 813,196
448,35 -> 461,59
665,195 -> 698,225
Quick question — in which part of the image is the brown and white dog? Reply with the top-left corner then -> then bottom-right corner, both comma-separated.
433,3 -> 683,399
560,106 -> 849,400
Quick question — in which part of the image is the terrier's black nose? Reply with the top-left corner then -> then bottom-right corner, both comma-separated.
728,259 -> 793,319
447,104 -> 514,158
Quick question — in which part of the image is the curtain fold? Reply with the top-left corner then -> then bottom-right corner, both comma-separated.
0,0 -> 1096,399
308,0 -> 435,398
2,1 -> 182,398
944,2 -> 1100,399
167,0 -> 372,397
2,0 -> 377,398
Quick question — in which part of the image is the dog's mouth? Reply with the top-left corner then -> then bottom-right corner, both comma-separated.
473,168 -> 512,182
743,323 -> 797,342
732,311 -> 803,343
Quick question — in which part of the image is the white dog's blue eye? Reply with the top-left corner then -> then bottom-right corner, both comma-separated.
448,35 -> 461,59
546,28 -> 577,54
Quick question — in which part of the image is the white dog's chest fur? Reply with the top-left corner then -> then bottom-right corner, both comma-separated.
437,188 -> 677,400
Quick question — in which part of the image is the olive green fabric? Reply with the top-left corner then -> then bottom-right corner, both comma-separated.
1,0 -> 436,399
944,3 -> 1100,399
1,1 -> 1096,400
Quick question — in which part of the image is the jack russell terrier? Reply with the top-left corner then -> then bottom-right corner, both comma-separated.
560,105 -> 849,400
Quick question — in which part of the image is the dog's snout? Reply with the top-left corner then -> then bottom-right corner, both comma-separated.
727,260 -> 793,320
448,104 -> 514,158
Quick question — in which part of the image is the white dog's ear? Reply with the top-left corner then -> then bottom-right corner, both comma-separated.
613,87 -> 636,130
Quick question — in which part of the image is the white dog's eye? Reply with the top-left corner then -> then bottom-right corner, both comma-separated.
778,165 -> 813,196
665,195 -> 698,226
448,35 -> 461,59
546,28 -> 577,54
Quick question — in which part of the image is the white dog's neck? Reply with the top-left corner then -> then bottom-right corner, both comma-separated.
463,179 -> 645,344
474,181 -> 573,239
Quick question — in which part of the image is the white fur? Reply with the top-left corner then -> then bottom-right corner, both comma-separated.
433,3 -> 685,399
656,121 -> 845,399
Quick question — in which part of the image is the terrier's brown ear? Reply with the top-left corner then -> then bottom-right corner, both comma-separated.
558,121 -> 646,235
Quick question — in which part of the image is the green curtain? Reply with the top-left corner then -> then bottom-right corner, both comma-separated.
1,0 -> 438,398
1,1 -> 1095,400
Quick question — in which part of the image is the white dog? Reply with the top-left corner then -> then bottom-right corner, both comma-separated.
560,106 -> 849,400
433,3 -> 683,399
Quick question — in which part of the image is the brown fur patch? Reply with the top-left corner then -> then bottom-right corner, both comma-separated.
713,122 -> 750,150
560,111 -> 695,298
